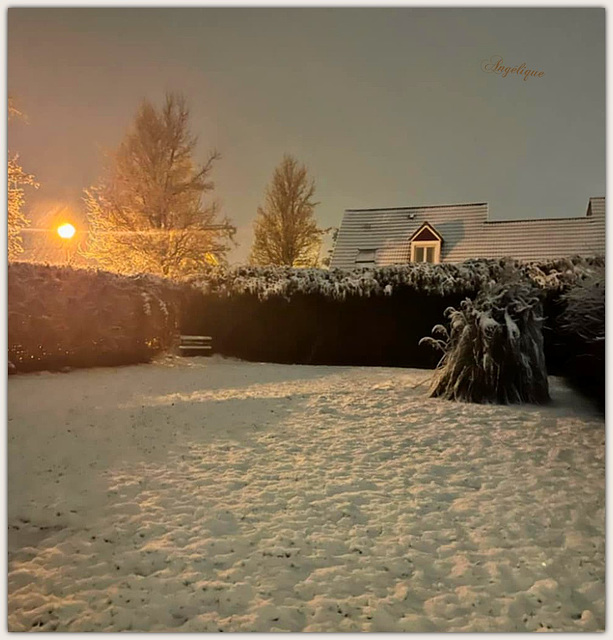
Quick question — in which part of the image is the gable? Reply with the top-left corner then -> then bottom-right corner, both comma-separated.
412,226 -> 439,242
409,222 -> 443,243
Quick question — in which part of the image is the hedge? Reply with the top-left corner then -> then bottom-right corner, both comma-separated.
554,268 -> 605,408
191,257 -> 603,300
8,262 -> 182,372
9,257 -> 603,394
184,257 -> 603,371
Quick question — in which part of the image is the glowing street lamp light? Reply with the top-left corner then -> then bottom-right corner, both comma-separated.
56,223 -> 77,266
57,223 -> 76,239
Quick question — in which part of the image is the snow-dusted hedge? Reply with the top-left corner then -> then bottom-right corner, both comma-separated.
192,256 -> 603,301
558,268 -> 605,345
421,279 -> 549,404
8,262 -> 182,372
10,256 -> 602,375
555,267 -> 605,407
183,257 -> 603,369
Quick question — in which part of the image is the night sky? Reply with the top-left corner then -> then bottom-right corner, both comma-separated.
8,7 -> 605,264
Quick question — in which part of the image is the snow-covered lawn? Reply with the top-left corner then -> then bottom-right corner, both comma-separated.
8,357 -> 605,632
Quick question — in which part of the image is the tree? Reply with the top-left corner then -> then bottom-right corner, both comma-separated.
83,93 -> 235,279
250,155 -> 324,267
8,98 -> 38,261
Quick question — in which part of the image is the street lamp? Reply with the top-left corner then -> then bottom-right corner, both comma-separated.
57,223 -> 77,265
57,223 -> 76,239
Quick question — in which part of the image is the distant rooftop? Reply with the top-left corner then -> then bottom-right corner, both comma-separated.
330,198 -> 605,268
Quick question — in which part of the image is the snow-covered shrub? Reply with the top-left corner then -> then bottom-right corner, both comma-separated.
558,268 -> 605,345
523,255 -> 604,293
421,278 -> 550,404
555,267 -> 605,406
8,263 -> 181,372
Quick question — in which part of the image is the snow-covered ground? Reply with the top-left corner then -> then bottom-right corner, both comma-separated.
8,356 -> 605,632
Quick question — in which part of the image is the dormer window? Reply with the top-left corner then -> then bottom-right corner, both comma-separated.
409,223 -> 442,264
413,244 -> 437,263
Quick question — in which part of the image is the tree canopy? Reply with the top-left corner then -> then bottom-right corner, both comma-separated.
83,93 -> 235,279
8,98 -> 38,261
250,155 -> 324,267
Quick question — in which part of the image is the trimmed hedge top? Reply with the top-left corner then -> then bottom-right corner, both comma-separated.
191,256 -> 604,300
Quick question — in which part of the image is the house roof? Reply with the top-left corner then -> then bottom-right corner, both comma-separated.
330,198 -> 605,268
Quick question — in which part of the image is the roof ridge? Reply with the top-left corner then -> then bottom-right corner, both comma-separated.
345,202 -> 488,213
345,198 -> 604,215
485,215 -> 597,224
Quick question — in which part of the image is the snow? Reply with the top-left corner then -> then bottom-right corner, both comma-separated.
8,356 -> 604,632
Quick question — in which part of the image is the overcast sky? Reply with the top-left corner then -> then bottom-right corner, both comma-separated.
8,7 -> 605,264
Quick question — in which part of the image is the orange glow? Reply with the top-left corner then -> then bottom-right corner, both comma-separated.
57,223 -> 76,239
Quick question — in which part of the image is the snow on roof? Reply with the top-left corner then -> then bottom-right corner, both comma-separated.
331,198 -> 605,269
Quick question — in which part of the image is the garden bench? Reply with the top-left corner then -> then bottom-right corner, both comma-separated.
179,335 -> 213,356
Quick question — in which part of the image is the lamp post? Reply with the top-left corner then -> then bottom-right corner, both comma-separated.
57,223 -> 77,265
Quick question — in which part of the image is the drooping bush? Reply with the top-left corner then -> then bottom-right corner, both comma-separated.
420,277 -> 550,404
8,262 -> 183,372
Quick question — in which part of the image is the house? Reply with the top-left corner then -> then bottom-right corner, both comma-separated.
329,197 -> 605,269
